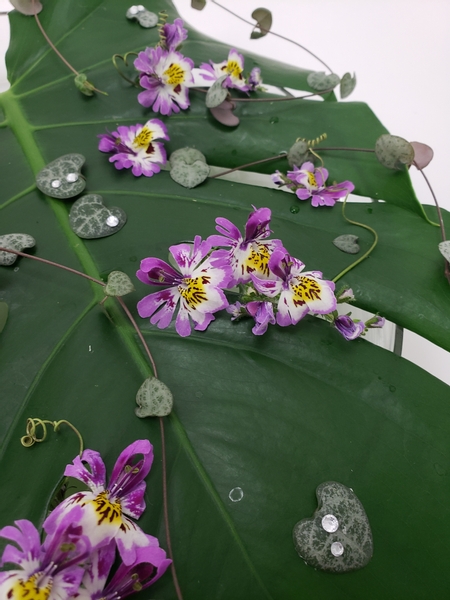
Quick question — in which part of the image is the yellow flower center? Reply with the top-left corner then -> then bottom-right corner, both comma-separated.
163,63 -> 185,85
291,276 -> 322,306
306,171 -> 318,187
133,127 -> 153,150
10,573 -> 52,600
89,490 -> 123,526
244,244 -> 271,278
179,276 -> 210,308
226,60 -> 242,79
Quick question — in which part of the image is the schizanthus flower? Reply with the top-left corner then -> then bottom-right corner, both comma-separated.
98,119 -> 169,176
247,67 -> 265,92
44,440 -> 155,566
208,206 -> 285,287
137,236 -> 231,337
135,45 -> 194,115
0,508 -> 90,600
334,314 -> 365,340
251,249 -> 337,326
160,17 -> 188,51
199,48 -> 250,92
273,161 -> 355,207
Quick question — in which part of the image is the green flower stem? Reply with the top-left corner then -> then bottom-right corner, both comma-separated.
210,152 -> 287,179
210,0 -> 333,73
414,161 -> 450,284
332,196 -> 379,283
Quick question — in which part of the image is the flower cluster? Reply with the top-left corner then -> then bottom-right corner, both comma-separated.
98,119 -> 169,176
136,207 -> 384,339
0,440 -> 170,600
273,160 -> 355,207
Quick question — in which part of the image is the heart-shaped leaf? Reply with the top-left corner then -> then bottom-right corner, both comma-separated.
191,0 -> 206,9
375,134 -> 414,170
10,0 -> 43,15
438,241 -> 450,261
411,141 -> 434,170
287,140 -> 309,168
105,271 -> 135,297
36,154 -> 86,199
69,195 -> 127,239
169,147 -> 210,188
136,10 -> 158,28
209,99 -> 240,127
135,377 -> 174,417
333,234 -> 360,254
340,72 -> 357,99
293,481 -> 373,573
0,303 -> 8,334
0,233 -> 36,266
307,71 -> 341,91
251,8 -> 272,39
206,74 -> 229,108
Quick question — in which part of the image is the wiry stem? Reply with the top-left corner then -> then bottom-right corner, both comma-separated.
332,196 -> 379,283
210,152 -> 287,179
32,0 -> 106,94
209,0 -> 333,73
414,161 -> 450,284
318,147 -> 375,153
191,87 -> 335,102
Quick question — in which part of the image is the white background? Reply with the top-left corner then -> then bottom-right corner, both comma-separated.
0,0 -> 449,384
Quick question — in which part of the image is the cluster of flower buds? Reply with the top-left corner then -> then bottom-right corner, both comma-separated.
136,206 -> 384,339
0,440 -> 170,599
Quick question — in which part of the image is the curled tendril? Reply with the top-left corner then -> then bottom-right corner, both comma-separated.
157,11 -> 168,47
112,52 -> 140,87
296,133 -> 327,148
20,418 -> 84,456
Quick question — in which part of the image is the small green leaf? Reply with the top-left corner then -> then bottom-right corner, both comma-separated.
10,0 -> 43,15
251,8 -> 272,39
104,271 -> 135,297
191,0 -> 206,9
206,74 -> 228,108
0,302 -> 8,334
287,140 -> 309,168
438,241 -> 450,261
74,73 -> 95,96
69,195 -> 127,239
340,72 -> 357,99
0,234 -> 36,266
375,134 -> 414,170
293,481 -> 373,573
169,148 -> 210,188
333,234 -> 360,254
307,71 -> 340,91
36,153 -> 86,200
135,377 -> 174,417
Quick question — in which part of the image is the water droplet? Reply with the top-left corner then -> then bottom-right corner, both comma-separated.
88,345 -> 93,352
389,385 -> 396,392
66,172 -> 79,183
330,542 -> 344,557
367,208 -> 373,214
106,215 -> 120,227
51,179 -> 61,188
228,487 -> 244,502
290,205 -> 300,214
269,116 -> 279,124
136,4 -> 145,10
13,266 -> 19,272
321,514 -> 339,533
128,5 -> 139,14
195,391 -> 203,398
434,463 -> 447,476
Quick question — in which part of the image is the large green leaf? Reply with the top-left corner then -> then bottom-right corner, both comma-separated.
1,1 -> 450,599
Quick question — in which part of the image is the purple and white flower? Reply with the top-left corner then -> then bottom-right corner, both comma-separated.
334,314 -> 365,340
137,236 -> 231,337
199,49 -> 250,92
285,161 -> 355,207
98,119 -> 169,177
246,300 -> 276,335
160,17 -> 188,51
251,249 -> 337,326
247,67 -> 265,92
208,207 -> 285,287
0,508 -> 90,600
365,315 -> 385,328
134,46 -> 194,115
44,440 -> 154,566
75,539 -> 171,599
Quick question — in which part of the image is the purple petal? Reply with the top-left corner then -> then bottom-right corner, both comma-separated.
109,439 -> 154,502
64,450 -> 106,493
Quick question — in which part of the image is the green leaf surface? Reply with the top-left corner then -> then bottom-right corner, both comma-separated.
1,2 -> 450,600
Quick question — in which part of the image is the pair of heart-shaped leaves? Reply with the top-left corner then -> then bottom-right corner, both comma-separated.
125,6 -> 158,28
